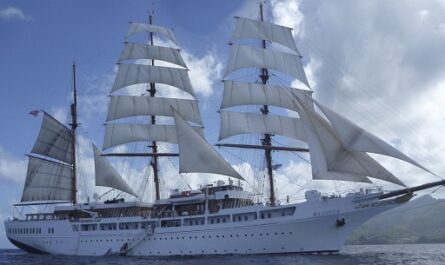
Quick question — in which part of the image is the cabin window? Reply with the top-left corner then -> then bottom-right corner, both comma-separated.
233,212 -> 257,222
207,215 -> 229,225
81,224 -> 97,231
160,219 -> 181,228
119,222 -> 138,230
100,223 -> 117,231
260,207 -> 295,219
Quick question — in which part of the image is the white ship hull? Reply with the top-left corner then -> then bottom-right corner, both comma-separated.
5,193 -> 407,256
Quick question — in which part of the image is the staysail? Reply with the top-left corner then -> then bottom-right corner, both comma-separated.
295,97 -> 405,186
173,109 -> 243,180
93,145 -> 139,198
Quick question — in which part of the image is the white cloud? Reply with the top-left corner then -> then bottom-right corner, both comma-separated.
0,146 -> 26,184
0,7 -> 29,20
271,0 -> 303,35
183,50 -> 223,98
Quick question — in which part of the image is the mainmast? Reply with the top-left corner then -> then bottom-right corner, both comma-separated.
147,11 -> 160,201
217,1 -> 312,206
258,2 -> 275,206
70,62 -> 79,205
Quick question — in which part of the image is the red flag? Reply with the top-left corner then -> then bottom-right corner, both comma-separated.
29,110 -> 40,117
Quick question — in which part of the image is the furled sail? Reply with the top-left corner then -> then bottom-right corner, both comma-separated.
107,96 -> 202,124
219,111 -> 306,142
92,145 -> 139,198
103,123 -> 204,150
173,108 -> 244,180
21,156 -> 73,202
313,100 -> 432,175
224,45 -> 309,88
221,80 -> 312,110
127,22 -> 179,46
30,112 -> 73,164
231,17 -> 300,54
111,64 -> 195,97
119,43 -> 187,68
296,98 -> 405,186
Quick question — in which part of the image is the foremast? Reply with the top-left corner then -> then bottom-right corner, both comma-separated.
102,11 -> 203,202
147,11 -> 160,201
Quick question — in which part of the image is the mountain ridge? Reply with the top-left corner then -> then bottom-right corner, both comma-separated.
347,195 -> 445,245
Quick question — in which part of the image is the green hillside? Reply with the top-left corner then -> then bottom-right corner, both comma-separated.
347,195 -> 445,245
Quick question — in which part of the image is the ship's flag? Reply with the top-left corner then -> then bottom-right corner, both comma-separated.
29,110 -> 40,117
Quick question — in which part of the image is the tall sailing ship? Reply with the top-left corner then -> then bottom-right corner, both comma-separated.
4,4 -> 445,256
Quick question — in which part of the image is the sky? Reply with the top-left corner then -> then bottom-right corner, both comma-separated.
1,0 -> 445,248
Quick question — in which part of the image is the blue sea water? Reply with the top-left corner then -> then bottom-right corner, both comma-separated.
1,244 -> 444,265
